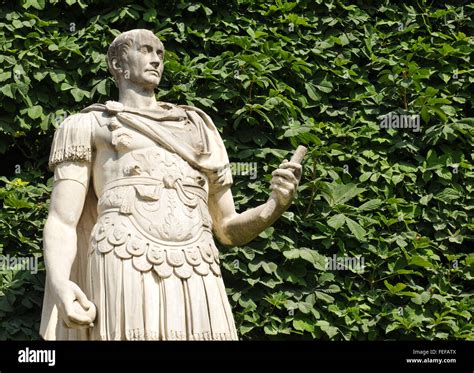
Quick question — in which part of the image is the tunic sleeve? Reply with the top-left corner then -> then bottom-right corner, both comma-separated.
48,113 -> 93,171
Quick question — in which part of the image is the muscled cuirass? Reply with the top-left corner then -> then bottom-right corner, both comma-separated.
90,113 -> 221,280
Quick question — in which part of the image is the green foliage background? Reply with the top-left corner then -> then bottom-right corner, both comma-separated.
0,0 -> 473,340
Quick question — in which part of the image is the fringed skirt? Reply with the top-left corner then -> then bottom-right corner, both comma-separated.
87,249 -> 238,340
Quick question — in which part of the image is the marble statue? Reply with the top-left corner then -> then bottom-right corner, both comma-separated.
40,29 -> 302,340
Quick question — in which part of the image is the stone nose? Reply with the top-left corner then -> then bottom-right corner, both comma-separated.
149,61 -> 160,69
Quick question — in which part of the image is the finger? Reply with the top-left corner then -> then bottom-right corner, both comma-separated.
272,169 -> 298,184
69,311 -> 93,325
271,186 -> 290,198
280,162 -> 302,180
279,162 -> 302,172
272,175 -> 292,186
270,183 -> 289,196
64,302 -> 92,325
72,284 -> 90,310
64,319 -> 91,330
282,159 -> 288,163
271,178 -> 295,195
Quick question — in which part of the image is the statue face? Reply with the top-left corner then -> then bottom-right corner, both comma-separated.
120,31 -> 164,89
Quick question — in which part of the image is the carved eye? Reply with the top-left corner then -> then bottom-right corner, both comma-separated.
139,45 -> 151,54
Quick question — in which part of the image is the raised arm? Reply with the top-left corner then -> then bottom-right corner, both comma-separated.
209,160 -> 302,246
43,162 -> 95,328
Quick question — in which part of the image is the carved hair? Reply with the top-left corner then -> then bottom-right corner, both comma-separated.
107,29 -> 163,83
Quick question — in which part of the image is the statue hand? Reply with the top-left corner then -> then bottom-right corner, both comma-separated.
269,159 -> 302,208
53,280 -> 96,329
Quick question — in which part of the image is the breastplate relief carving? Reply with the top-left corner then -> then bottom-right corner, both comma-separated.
98,145 -> 211,244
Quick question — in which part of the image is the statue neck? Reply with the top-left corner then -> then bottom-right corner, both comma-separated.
118,82 -> 158,111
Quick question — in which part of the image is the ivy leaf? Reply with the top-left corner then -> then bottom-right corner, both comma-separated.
328,213 -> 345,230
409,256 -> 433,268
305,82 -> 321,101
358,199 -> 382,211
315,78 -> 333,93
315,291 -> 335,303
0,85 -> 14,98
345,217 -> 367,242
27,105 -> 43,119
293,319 -> 315,332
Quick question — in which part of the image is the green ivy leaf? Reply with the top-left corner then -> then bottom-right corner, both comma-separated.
27,105 -> 43,119
328,213 -> 345,230
345,217 -> 367,242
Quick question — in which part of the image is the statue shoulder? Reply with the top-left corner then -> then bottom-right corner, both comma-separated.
82,102 -> 106,113
175,104 -> 221,133
176,104 -> 211,120
53,111 -> 98,134
49,111 -> 97,170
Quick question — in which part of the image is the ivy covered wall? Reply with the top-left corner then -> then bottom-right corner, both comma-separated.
0,0 -> 472,340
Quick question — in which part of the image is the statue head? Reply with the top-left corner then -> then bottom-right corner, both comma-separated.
107,29 -> 164,90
